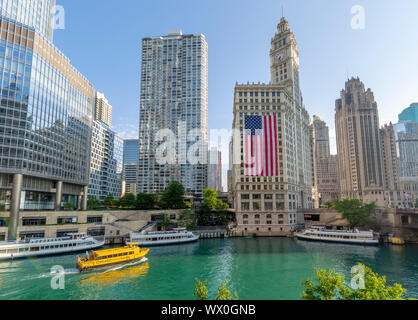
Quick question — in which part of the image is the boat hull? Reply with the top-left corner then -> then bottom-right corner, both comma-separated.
0,241 -> 105,261
296,234 -> 379,245
127,235 -> 199,247
77,257 -> 147,273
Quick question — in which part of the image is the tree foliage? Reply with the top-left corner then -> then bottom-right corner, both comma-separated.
120,193 -> 136,208
194,279 -> 238,300
87,196 -> 101,210
103,195 -> 114,209
302,263 -> 413,300
160,182 -> 186,209
333,199 -> 376,228
135,193 -> 156,210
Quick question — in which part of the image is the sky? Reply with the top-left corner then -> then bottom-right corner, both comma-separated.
54,0 -> 418,190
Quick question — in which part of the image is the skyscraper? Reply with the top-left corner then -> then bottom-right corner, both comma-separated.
95,91 -> 112,127
231,17 -> 313,236
395,104 -> 418,208
0,2 -> 95,240
399,103 -> 418,123
0,0 -> 55,41
122,139 -> 139,196
138,30 -> 208,197
207,147 -> 222,192
335,78 -> 400,207
88,120 -> 123,202
312,116 -> 340,206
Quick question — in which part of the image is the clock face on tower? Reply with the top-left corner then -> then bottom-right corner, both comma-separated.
275,53 -> 284,62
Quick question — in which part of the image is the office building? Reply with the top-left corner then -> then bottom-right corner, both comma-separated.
335,78 -> 400,207
231,17 -> 313,236
122,139 -> 139,196
207,147 -> 222,192
0,7 -> 94,240
312,116 -> 340,206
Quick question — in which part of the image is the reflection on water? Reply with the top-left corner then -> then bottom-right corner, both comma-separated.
80,261 -> 149,288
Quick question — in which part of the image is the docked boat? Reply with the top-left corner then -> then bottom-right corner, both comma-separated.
0,233 -> 104,260
296,226 -> 379,245
127,228 -> 199,246
77,243 -> 149,272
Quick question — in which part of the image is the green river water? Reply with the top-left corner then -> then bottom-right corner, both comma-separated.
0,237 -> 417,300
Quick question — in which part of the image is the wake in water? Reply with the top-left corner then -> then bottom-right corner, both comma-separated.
97,257 -> 149,274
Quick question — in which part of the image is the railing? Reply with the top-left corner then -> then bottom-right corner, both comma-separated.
22,201 -> 55,210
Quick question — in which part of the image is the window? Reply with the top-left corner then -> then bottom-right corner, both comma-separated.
87,216 -> 103,224
253,202 -> 261,211
253,194 -> 261,200
241,194 -> 250,200
265,202 -> 273,211
241,202 -> 250,211
22,217 -> 46,226
264,194 -> 273,200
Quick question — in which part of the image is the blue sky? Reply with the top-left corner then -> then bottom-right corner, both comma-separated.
54,0 -> 418,176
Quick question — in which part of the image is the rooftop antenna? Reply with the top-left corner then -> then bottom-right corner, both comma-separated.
282,5 -> 284,18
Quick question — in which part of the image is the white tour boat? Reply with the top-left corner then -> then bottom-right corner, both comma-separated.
0,233 -> 105,260
127,228 -> 199,246
296,226 -> 379,245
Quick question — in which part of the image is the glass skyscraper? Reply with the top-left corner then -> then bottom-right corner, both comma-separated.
122,139 -> 138,195
138,30 -> 208,197
0,3 -> 94,239
0,0 -> 55,41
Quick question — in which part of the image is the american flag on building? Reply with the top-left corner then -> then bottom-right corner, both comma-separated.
244,115 -> 278,177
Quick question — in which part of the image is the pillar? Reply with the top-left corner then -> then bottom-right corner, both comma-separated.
8,174 -> 23,241
82,186 -> 88,211
55,181 -> 63,211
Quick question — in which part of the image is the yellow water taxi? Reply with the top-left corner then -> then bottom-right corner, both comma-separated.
77,243 -> 149,272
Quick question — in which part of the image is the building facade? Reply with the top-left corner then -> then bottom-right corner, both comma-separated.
399,103 -> 418,123
395,104 -> 418,208
231,17 -> 313,236
122,139 -> 139,196
207,147 -> 222,192
138,30 -> 208,197
0,0 -> 55,41
95,91 -> 112,127
0,13 -> 95,239
335,78 -> 400,207
312,116 -> 340,206
88,120 -> 123,202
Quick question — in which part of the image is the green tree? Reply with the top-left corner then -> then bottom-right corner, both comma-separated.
333,199 -> 376,229
302,263 -> 413,300
135,193 -> 156,210
201,189 -> 229,226
193,279 -> 238,300
87,196 -> 101,210
198,203 -> 211,226
103,195 -> 114,209
194,279 -> 208,300
160,182 -> 186,209
177,210 -> 196,229
156,214 -> 172,231
120,193 -> 136,208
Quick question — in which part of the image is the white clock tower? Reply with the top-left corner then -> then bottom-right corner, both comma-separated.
270,17 -> 302,107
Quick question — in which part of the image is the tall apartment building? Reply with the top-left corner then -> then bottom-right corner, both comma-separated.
0,1 -> 95,240
231,17 -> 313,236
312,116 -> 340,206
207,147 -> 222,192
95,91 -> 112,127
122,139 -> 139,196
335,78 -> 400,207
138,30 -> 208,197
88,120 -> 123,202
